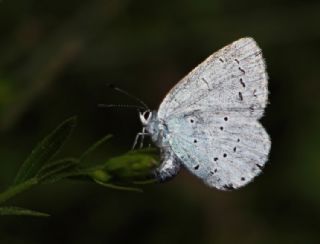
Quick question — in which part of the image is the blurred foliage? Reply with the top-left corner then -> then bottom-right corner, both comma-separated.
0,117 -> 159,216
0,0 -> 320,243
14,117 -> 77,185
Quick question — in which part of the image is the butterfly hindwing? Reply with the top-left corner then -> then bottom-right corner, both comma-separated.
167,111 -> 270,190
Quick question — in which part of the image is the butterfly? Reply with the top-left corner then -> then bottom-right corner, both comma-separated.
135,37 -> 270,190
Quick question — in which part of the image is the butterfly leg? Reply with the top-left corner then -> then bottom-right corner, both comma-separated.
154,149 -> 181,182
132,131 -> 149,150
139,127 -> 147,149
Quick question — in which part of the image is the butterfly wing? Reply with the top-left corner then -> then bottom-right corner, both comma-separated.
158,37 -> 268,120
167,111 -> 270,190
157,37 -> 270,189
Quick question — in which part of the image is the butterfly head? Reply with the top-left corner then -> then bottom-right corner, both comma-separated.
139,110 -> 162,145
139,110 -> 153,126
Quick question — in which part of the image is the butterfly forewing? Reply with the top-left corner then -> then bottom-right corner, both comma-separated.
158,37 -> 268,120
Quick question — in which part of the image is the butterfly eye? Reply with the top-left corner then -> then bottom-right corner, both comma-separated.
143,111 -> 151,120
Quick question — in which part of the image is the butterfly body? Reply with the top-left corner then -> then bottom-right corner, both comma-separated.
140,110 -> 182,181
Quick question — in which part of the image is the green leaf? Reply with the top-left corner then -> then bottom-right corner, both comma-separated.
0,206 -> 49,217
13,117 -> 77,185
132,179 -> 158,185
37,158 -> 79,183
79,134 -> 113,162
38,160 -> 104,184
0,178 -> 38,204
94,179 -> 143,193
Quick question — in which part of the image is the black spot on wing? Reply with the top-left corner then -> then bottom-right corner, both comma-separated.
249,105 -> 255,114
255,50 -> 262,57
239,67 -> 246,74
253,89 -> 257,97
238,92 -> 243,101
239,78 -> 246,88
201,77 -> 211,90
223,184 -> 234,190
256,164 -> 263,170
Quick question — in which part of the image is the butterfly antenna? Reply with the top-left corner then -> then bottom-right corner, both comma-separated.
107,84 -> 149,110
98,104 -> 145,111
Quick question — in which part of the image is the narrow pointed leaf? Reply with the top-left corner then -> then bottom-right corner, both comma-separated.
37,158 -> 79,183
14,117 -> 77,185
0,206 -> 49,217
132,179 -> 157,185
79,134 -> 112,162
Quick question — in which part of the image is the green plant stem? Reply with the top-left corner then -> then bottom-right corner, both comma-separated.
94,179 -> 143,193
0,178 -> 38,204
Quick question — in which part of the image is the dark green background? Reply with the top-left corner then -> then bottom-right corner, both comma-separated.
1,0 -> 320,243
